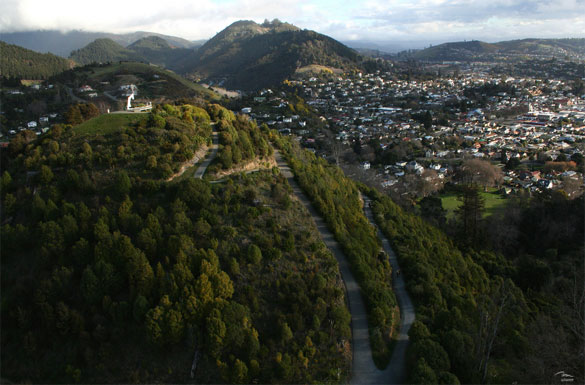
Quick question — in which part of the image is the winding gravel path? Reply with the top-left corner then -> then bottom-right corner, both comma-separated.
275,151 -> 394,384
194,127 -> 218,179
362,195 -> 415,385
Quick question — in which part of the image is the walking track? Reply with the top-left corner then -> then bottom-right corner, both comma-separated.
275,151 -> 414,384
193,128 -> 218,179
362,195 -> 415,384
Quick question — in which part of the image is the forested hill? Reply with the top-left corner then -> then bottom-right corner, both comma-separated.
70,37 -> 195,69
69,38 -> 146,65
0,104 -> 352,383
0,30 -> 201,57
402,38 -> 585,61
127,36 -> 194,69
0,41 -> 73,79
183,19 -> 362,90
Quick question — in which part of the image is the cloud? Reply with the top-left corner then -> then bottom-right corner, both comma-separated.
0,0 -> 310,39
0,0 -> 583,43
350,0 -> 585,40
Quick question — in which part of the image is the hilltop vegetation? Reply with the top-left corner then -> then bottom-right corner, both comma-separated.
127,36 -> 193,69
69,37 -> 195,70
0,103 -> 351,383
410,40 -> 498,61
403,38 -> 585,61
0,41 -> 73,79
207,107 -> 273,175
54,62 -> 217,102
184,19 -> 362,90
275,137 -> 398,367
366,186 -> 584,384
69,38 -> 146,65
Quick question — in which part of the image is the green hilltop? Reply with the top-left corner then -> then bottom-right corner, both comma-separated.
406,38 -> 585,61
69,38 -> 146,65
54,61 -> 218,102
1,103 -> 352,383
184,19 -> 362,90
127,36 -> 195,69
0,41 -> 74,79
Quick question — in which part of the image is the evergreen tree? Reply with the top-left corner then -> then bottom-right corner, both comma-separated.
456,184 -> 485,247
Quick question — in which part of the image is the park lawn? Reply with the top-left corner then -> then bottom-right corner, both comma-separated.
74,113 -> 148,136
441,187 -> 508,219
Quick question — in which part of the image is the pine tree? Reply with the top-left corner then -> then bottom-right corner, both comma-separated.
456,184 -> 485,247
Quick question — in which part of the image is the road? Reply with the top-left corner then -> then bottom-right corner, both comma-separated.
275,150 -> 393,384
103,91 -> 118,102
65,87 -> 86,103
362,195 -> 415,385
193,128 -> 219,179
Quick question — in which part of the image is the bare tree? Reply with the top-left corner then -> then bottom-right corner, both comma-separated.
458,159 -> 503,191
475,278 -> 522,383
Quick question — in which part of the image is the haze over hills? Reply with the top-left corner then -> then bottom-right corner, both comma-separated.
0,30 -> 204,57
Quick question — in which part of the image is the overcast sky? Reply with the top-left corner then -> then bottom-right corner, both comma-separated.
1,0 -> 584,44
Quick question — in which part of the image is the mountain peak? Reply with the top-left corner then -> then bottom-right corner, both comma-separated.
187,20 -> 359,90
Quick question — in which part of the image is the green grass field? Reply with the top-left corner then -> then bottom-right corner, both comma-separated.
74,113 -> 148,136
441,187 -> 508,219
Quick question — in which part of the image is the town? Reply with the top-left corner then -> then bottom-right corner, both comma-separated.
241,63 -> 585,203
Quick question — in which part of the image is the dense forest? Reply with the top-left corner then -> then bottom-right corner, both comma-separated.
184,20 -> 362,90
366,185 -> 584,384
0,41 -> 73,79
69,37 -> 194,70
69,39 -> 145,66
0,104 -> 352,383
274,138 -> 398,368
208,105 -> 273,175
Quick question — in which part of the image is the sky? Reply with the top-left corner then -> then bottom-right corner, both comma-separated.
1,0 -> 584,47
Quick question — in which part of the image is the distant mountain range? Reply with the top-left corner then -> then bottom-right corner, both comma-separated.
3,23 -> 583,90
400,38 -> 585,61
69,36 -> 194,70
59,20 -> 363,90
0,30 -> 204,57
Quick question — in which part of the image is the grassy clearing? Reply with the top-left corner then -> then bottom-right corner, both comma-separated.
295,64 -> 343,74
74,113 -> 147,136
441,187 -> 508,219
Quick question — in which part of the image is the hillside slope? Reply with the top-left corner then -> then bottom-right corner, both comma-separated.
69,38 -> 145,65
0,41 -> 73,79
53,61 -> 218,101
0,104 -> 351,383
127,36 -> 194,69
406,38 -> 585,61
184,19 -> 361,90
